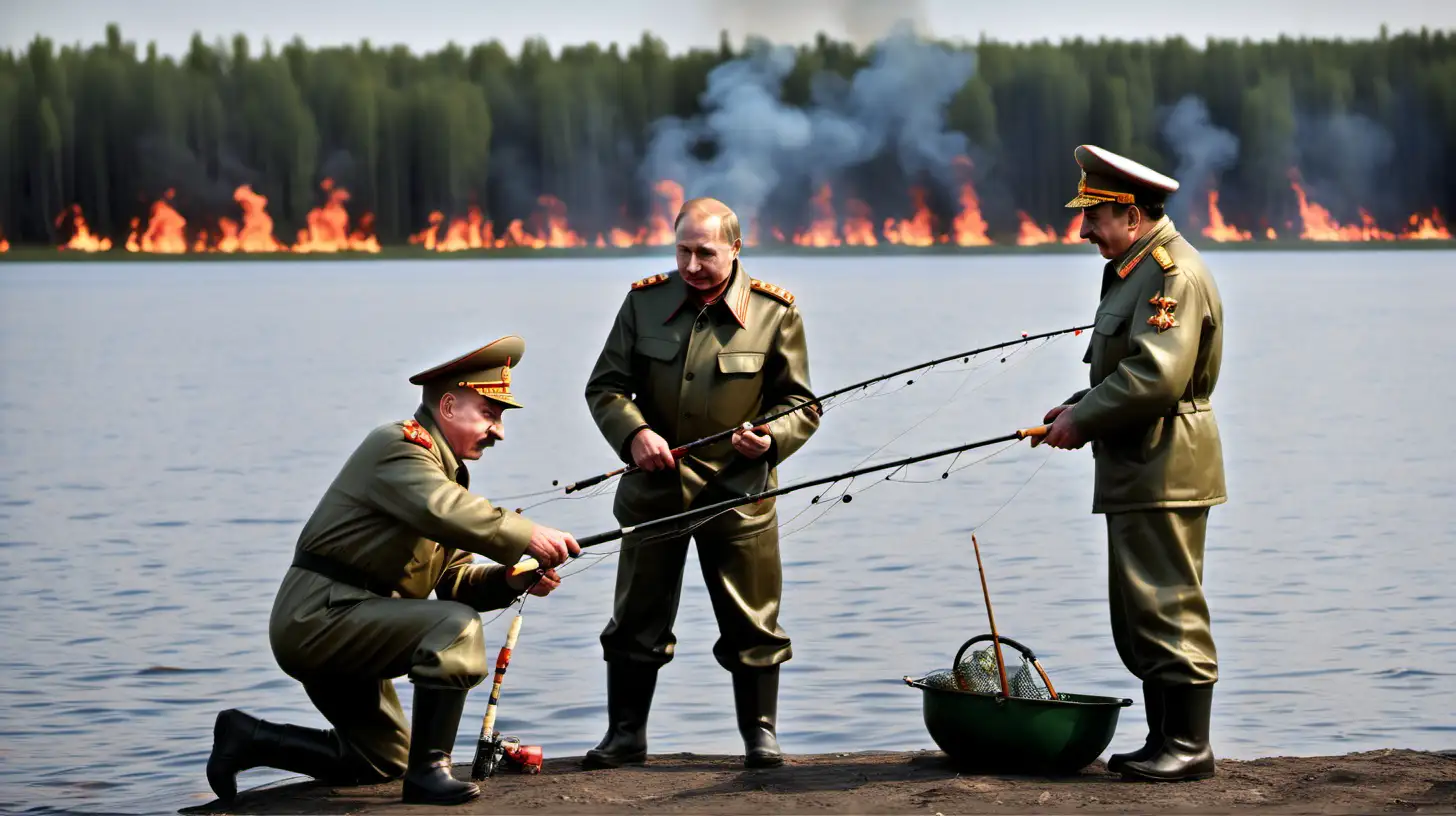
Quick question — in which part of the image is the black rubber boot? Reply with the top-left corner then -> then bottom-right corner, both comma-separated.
1120,684 -> 1216,782
401,687 -> 479,805
1107,682 -> 1164,773
206,709 -> 354,802
733,666 -> 784,769
582,660 -> 659,769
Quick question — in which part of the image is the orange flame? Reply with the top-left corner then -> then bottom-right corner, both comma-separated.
951,157 -> 991,246
43,169 -> 1454,253
125,189 -> 188,253
56,204 -> 114,252
883,187 -> 938,246
1015,211 -> 1059,246
229,185 -> 286,252
794,184 -> 841,247
1201,191 -> 1252,242
843,199 -> 878,246
293,179 -> 381,253
1400,210 -> 1451,240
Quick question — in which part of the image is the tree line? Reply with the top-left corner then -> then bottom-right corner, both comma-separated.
2,23 -> 1453,247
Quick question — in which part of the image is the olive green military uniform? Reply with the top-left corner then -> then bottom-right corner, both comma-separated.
1059,144 -> 1224,782
584,261 -> 820,670
269,404 -> 535,777
1063,215 -> 1225,687
207,336 -> 545,805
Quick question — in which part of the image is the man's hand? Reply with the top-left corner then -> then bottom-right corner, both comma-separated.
731,425 -> 773,459
1032,404 -> 1071,448
524,524 -> 581,569
630,428 -> 678,471
1042,407 -> 1088,450
507,567 -> 562,597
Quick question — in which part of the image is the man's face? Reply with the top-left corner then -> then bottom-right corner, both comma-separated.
1079,203 -> 1139,260
437,390 -> 506,460
676,214 -> 739,294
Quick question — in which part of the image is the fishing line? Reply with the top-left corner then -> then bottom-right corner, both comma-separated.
555,324 -> 1091,495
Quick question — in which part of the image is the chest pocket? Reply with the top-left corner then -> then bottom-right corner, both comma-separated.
1088,312 -> 1131,380
717,351 -> 765,375
708,351 -> 766,426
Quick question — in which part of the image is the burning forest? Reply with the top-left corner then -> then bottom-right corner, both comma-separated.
35,171 -> 1449,257
3,24 -> 1454,255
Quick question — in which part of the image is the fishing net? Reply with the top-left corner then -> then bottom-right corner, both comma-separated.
916,636 -> 1056,700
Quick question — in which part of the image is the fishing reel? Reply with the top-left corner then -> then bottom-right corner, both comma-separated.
471,732 -> 544,779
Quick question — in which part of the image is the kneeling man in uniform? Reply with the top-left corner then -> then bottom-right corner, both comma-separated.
206,335 -> 580,805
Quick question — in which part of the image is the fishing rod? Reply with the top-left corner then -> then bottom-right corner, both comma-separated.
511,423 -> 1050,575
557,324 -> 1089,495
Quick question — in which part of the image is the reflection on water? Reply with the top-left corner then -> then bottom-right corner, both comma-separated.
0,251 -> 1452,813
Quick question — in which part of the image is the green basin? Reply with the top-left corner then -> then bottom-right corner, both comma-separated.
904,636 -> 1132,775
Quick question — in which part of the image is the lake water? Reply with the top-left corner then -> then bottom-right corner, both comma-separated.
1,250 -> 1453,814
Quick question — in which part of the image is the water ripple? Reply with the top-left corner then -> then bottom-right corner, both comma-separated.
1,257 -> 1453,814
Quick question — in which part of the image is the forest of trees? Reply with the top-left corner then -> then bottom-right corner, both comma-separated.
1,23 -> 1453,249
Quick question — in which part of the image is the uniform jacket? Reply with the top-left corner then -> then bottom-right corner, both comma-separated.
1066,217 -> 1227,514
584,261 -> 821,524
286,406 -> 534,610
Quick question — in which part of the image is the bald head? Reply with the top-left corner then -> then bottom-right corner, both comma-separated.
674,197 -> 742,245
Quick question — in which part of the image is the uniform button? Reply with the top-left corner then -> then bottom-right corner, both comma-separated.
695,319 -> 706,331
684,372 -> 695,381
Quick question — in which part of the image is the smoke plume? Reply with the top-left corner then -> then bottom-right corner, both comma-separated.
638,20 -> 975,227
1159,95 -> 1240,225
1296,111 -> 1397,220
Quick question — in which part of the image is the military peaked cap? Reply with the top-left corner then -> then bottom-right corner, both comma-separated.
408,335 -> 525,409
1065,144 -> 1180,210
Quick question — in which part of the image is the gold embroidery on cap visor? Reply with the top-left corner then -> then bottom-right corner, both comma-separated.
1065,173 -> 1138,208
458,359 -> 523,407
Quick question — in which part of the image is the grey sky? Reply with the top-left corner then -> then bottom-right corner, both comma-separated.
5,0 -> 1452,57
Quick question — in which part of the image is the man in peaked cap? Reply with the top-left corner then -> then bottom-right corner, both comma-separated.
1040,145 -> 1227,782
582,197 -> 820,770
205,335 -> 580,806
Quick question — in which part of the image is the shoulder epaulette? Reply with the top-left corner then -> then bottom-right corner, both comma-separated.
1152,245 -> 1177,273
630,273 -> 670,291
401,419 -> 434,450
750,278 -> 795,306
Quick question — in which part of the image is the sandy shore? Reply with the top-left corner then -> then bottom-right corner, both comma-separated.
181,748 -> 1455,814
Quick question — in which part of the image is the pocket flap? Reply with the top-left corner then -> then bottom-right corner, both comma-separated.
717,351 -> 765,374
1094,313 -> 1129,335
634,336 -> 680,361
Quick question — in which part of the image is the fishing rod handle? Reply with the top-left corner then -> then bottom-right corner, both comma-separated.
1017,425 -> 1048,439
563,467 -> 623,494
506,529 -> 625,576
565,441 -> 698,494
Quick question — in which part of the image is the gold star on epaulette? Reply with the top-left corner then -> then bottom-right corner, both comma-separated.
750,278 -> 795,305
1147,291 -> 1178,332
402,419 -> 434,449
630,273 -> 670,291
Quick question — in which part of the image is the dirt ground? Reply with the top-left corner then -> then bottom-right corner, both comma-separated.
182,748 -> 1456,814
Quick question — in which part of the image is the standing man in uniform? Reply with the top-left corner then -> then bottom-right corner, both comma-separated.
1040,145 -> 1226,782
582,197 -> 820,770
206,336 -> 581,806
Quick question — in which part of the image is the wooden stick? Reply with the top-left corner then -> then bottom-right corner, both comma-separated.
971,533 -> 1010,699
1032,658 -> 1059,699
